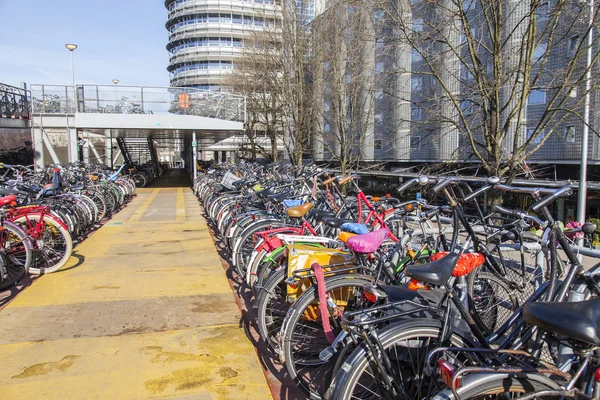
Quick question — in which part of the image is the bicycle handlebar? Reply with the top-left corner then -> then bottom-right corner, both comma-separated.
530,186 -> 573,212
463,184 -> 492,202
433,178 -> 453,193
397,176 -> 430,194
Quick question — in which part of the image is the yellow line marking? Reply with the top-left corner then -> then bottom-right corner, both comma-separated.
128,189 -> 160,222
176,187 -> 186,222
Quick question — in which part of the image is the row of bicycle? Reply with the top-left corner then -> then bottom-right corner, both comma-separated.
196,162 -> 600,400
0,162 -> 136,290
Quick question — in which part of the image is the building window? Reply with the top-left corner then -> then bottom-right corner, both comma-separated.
527,127 -> 546,145
324,123 -> 331,133
536,1 -> 550,21
411,77 -> 423,91
486,59 -> 494,74
412,48 -> 422,62
376,62 -> 385,74
564,125 -> 576,143
375,114 -> 383,124
533,43 -> 547,62
568,35 -> 580,56
460,100 -> 473,116
376,39 -> 384,49
528,90 -> 546,105
411,106 -> 422,120
374,139 -> 382,150
374,10 -> 385,23
413,18 -> 423,32
462,0 -> 475,11
461,64 -> 474,80
375,90 -> 384,100
410,136 -> 421,149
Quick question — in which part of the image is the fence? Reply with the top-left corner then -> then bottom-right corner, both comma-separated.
0,83 -> 31,120
30,84 -> 246,123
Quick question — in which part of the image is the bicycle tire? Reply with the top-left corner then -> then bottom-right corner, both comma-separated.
12,214 -> 73,274
281,274 -> 375,399
255,268 -> 288,350
330,318 -> 474,400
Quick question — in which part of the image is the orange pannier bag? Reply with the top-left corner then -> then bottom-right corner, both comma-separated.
429,251 -> 485,277
286,244 -> 355,303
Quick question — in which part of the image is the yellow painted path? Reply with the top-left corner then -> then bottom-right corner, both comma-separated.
0,171 -> 272,400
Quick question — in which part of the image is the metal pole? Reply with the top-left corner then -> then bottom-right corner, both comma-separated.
70,51 -> 75,87
577,0 -> 595,252
192,131 -> 197,177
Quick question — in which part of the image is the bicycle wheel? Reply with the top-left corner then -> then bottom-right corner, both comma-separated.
281,275 -> 375,398
0,221 -> 33,289
233,220 -> 284,277
432,373 -> 559,399
467,268 -> 520,336
255,268 -> 288,350
1,220 -> 33,272
12,214 -> 73,274
330,318 -> 474,400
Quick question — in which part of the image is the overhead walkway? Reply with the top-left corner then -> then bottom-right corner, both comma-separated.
30,84 -> 245,178
0,170 -> 271,399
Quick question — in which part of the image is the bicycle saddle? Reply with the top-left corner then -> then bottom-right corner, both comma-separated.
0,188 -> 20,196
322,217 -> 353,228
309,209 -> 336,221
523,298 -> 600,346
404,252 -> 460,286
286,203 -> 313,218
70,183 -> 85,191
0,195 -> 17,207
346,228 -> 388,253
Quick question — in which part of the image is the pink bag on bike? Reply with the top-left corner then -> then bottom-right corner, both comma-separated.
346,228 -> 389,253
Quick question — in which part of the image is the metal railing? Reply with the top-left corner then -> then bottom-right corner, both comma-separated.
0,83 -> 31,120
30,84 -> 246,123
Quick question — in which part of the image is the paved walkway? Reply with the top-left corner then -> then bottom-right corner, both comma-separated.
0,170 -> 272,399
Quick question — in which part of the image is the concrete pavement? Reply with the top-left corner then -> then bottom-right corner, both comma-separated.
0,171 -> 272,400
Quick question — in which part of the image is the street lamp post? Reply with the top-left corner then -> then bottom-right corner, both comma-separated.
577,0 -> 595,253
65,43 -> 78,163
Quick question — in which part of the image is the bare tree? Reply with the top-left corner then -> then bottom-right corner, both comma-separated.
376,0 -> 600,182
311,0 -> 381,175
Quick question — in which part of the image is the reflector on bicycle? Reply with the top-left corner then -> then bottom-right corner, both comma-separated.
438,359 -> 462,389
408,279 -> 431,291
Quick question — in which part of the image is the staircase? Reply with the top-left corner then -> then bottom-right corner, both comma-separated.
116,137 -> 162,176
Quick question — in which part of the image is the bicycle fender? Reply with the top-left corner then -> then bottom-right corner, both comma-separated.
432,372 -> 561,400
13,212 -> 69,231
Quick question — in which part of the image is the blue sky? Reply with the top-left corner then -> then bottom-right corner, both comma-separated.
0,0 -> 170,88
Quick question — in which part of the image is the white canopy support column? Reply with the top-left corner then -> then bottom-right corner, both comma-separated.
67,127 -> 79,163
32,127 -> 44,168
104,129 -> 113,168
42,129 -> 60,165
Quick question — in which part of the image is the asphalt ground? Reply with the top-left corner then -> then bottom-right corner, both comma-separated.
0,170 -> 272,399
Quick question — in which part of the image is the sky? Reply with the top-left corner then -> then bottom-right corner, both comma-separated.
0,0 -> 170,88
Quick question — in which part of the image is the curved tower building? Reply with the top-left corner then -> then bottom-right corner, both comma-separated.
165,0 -> 281,90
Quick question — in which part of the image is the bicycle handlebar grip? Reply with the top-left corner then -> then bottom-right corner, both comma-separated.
338,176 -> 352,185
396,178 -> 417,194
322,177 -> 336,185
492,204 -> 524,218
433,178 -> 452,194
464,185 -> 492,202
425,206 -> 441,219
530,187 -> 573,211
